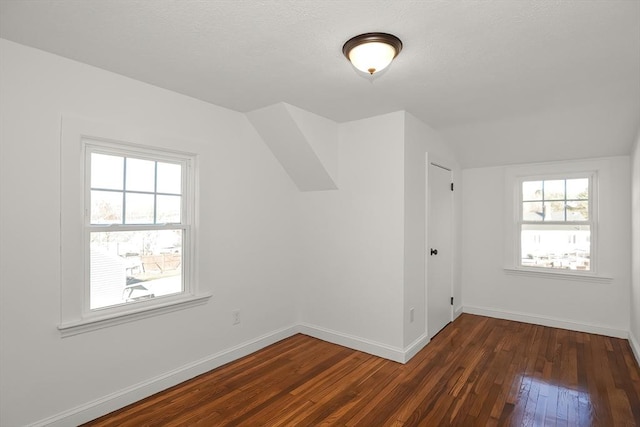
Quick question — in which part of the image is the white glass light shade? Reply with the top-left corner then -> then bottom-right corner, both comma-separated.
348,42 -> 397,75
342,33 -> 403,76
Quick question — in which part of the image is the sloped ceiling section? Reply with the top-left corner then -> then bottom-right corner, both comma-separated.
247,103 -> 338,191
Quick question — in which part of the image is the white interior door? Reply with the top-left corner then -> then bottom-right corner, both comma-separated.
427,162 -> 453,339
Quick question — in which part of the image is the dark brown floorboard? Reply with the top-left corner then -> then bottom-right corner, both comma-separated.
83,314 -> 640,426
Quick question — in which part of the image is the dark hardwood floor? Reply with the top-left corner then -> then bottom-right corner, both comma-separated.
84,314 -> 640,426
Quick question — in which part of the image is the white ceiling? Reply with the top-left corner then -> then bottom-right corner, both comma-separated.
1,0 -> 639,162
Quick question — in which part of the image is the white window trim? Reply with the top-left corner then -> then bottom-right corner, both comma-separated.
58,294 -> 211,337
83,140 -> 194,314
503,159 -> 613,283
59,117 -> 211,337
517,171 -> 596,271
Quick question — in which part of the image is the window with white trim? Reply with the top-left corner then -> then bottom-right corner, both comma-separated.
85,140 -> 194,311
517,174 -> 595,272
60,117 -> 209,336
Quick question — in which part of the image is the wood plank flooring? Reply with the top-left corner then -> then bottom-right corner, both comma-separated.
84,314 -> 640,426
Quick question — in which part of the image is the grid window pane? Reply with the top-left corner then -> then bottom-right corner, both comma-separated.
91,190 -> 123,224
91,153 -> 123,190
157,195 -> 181,223
125,193 -> 155,224
544,180 -> 565,200
157,162 -> 182,195
125,158 -> 155,192
523,202 -> 544,221
522,181 -> 543,201
91,155 -> 185,225
544,201 -> 565,221
90,229 -> 183,310
566,178 -> 588,200
567,201 -> 589,221
522,178 -> 589,223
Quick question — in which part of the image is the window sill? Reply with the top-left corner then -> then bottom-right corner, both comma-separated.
58,293 -> 212,338
503,268 -> 612,283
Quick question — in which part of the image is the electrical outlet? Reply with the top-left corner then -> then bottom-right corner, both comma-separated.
410,307 -> 415,323
232,310 -> 241,325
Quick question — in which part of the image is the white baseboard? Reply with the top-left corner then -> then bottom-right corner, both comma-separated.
463,305 -> 628,339
297,323 -> 406,363
29,325 -> 298,427
403,333 -> 430,363
454,305 -> 463,319
629,332 -> 640,367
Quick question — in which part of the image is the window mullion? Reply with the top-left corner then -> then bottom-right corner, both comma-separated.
122,157 -> 127,225
154,161 -> 158,225
87,224 -> 186,232
563,179 -> 567,222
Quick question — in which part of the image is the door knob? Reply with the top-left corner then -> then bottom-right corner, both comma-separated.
430,248 -> 438,256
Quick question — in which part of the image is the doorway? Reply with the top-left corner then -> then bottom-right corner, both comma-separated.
427,162 -> 453,339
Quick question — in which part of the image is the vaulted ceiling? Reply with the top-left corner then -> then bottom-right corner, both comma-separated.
1,0 -> 639,167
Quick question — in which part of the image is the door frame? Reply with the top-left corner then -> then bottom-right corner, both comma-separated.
425,153 -> 454,339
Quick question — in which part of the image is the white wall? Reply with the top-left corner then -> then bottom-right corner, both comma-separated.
296,111 -> 463,358
246,102 -> 338,191
0,39 -> 299,426
285,103 -> 339,184
403,113 -> 462,347
631,130 -> 640,359
442,100 -> 639,168
297,112 -> 406,351
462,157 -> 631,336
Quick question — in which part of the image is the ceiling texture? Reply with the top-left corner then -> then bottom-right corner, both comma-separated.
1,0 -> 639,166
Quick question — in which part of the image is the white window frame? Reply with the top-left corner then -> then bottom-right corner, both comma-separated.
503,159 -> 612,283
516,172 -> 596,273
59,117 -> 210,337
84,140 -> 193,312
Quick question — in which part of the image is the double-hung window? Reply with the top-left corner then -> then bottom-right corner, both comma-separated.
518,174 -> 594,272
60,117 -> 209,336
85,140 -> 194,311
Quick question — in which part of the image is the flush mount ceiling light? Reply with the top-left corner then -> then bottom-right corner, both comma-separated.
342,32 -> 403,76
